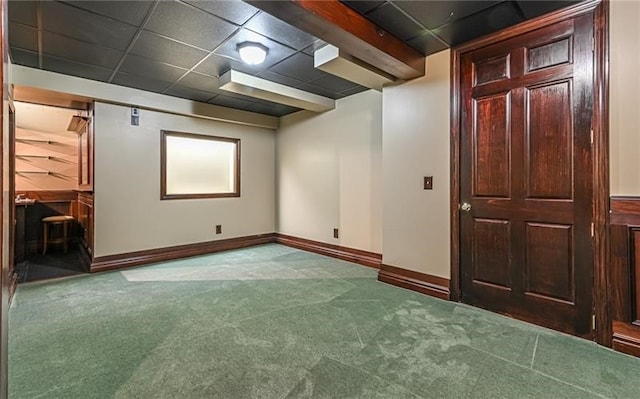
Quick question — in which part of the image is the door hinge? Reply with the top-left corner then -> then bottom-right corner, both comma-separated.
592,314 -> 596,330
591,222 -> 595,237
590,129 -> 594,145
592,36 -> 595,52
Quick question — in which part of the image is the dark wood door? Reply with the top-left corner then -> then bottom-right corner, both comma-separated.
459,14 -> 595,337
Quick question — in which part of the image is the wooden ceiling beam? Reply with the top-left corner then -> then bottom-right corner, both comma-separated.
245,0 -> 425,80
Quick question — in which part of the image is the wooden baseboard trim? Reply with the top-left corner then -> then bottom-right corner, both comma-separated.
612,321 -> 640,358
275,234 -> 381,268
90,233 -> 277,273
378,264 -> 450,300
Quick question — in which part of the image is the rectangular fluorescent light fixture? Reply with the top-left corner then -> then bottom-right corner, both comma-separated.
314,45 -> 396,91
219,69 -> 335,113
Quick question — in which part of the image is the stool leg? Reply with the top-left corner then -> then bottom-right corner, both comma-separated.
63,221 -> 69,253
42,223 -> 48,255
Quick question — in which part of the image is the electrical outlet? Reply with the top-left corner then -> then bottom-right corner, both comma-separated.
215,225 -> 222,234
424,176 -> 433,190
333,228 -> 339,238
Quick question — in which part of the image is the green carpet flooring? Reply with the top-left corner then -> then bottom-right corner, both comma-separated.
9,244 -> 640,398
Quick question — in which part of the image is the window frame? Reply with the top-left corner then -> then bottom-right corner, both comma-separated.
160,130 -> 241,200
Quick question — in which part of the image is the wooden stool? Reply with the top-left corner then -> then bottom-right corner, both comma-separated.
42,215 -> 74,255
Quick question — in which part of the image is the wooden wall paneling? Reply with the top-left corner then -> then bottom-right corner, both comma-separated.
609,224 -> 631,321
632,230 -> 640,325
1,0 -> 9,394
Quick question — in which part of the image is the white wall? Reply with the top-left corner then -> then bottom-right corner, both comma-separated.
610,0 -> 640,196
382,50 -> 451,278
277,90 -> 382,253
94,102 -> 275,257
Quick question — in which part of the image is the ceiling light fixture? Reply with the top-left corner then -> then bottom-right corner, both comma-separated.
237,42 -> 268,65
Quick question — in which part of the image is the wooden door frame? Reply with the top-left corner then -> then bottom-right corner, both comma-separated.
449,0 -> 611,345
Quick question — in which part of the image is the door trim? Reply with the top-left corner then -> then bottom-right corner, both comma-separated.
449,0 -> 610,345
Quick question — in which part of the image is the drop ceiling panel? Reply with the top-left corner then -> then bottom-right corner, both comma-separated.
208,94 -> 254,110
517,1 -> 579,19
41,1 -> 137,51
145,1 -> 238,51
8,0 -> 37,27
407,32 -> 449,55
129,30 -> 208,70
269,53 -> 325,82
365,3 -> 425,41
178,72 -> 222,94
9,23 -> 38,53
111,72 -> 173,93
307,73 -> 361,94
43,32 -> 124,69
164,85 -> 216,103
43,56 -> 112,82
245,12 -> 316,50
302,40 -> 328,56
183,0 -> 258,26
256,70 -> 303,88
247,101 -> 300,117
62,1 -> 155,26
434,2 -> 524,46
341,1 -> 385,15
10,48 -> 39,69
119,54 -> 188,83
393,1 -> 501,30
193,54 -> 234,78
297,83 -> 346,100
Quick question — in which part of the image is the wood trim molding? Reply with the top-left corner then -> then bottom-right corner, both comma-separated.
16,190 -> 77,202
275,234 -> 381,269
245,0 -> 424,79
90,233 -> 276,273
160,130 -> 241,200
612,321 -> 640,357
378,264 -> 450,300
610,197 -> 640,225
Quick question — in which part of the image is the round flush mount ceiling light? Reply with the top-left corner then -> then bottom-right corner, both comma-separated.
237,42 -> 268,65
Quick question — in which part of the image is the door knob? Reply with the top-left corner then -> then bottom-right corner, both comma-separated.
461,202 -> 472,212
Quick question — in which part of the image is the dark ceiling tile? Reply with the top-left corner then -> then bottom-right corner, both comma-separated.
42,32 -> 124,69
302,40 -> 328,56
256,70 -> 303,88
208,94 -> 254,110
41,1 -> 137,51
112,72 -> 173,93
183,0 -> 258,26
247,101 -> 301,117
43,56 -> 113,82
268,52 -> 325,82
340,85 -> 369,97
119,54 -> 188,82
164,85 -> 217,103
130,30 -> 208,70
435,2 -> 524,46
62,1 -> 155,26
366,3 -> 425,41
297,83 -> 344,100
9,23 -> 38,52
9,0 -> 37,27
146,1 -> 238,51
194,54 -> 232,77
307,74 -> 363,93
341,1 -> 385,15
10,48 -> 39,68
177,72 -> 221,94
214,28 -> 296,70
245,11 -> 316,50
407,32 -> 449,56
516,1 -> 579,19
394,1 -> 500,30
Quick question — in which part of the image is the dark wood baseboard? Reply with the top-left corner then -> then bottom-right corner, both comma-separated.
275,233 -> 381,268
612,321 -> 640,358
90,233 -> 277,273
378,264 -> 450,300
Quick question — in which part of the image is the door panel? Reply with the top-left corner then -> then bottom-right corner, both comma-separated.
459,13 -> 594,337
472,219 -> 512,288
473,94 -> 511,198
526,81 -> 573,199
